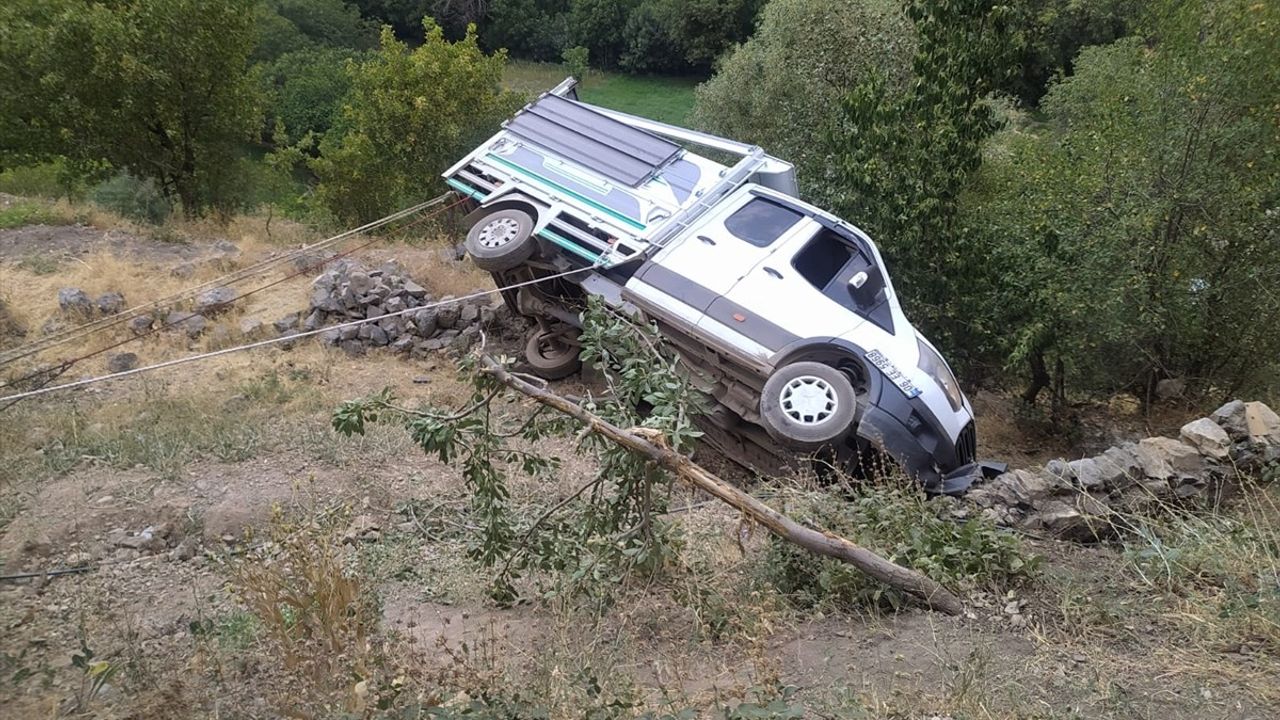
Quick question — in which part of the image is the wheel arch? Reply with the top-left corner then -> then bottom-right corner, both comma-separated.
463,191 -> 546,229
771,338 -> 881,401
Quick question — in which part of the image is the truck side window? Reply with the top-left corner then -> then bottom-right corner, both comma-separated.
724,198 -> 803,248
793,230 -> 853,290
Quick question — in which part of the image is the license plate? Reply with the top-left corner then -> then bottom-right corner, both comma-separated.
865,349 -> 922,398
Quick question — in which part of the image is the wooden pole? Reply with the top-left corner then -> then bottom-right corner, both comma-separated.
480,355 -> 965,616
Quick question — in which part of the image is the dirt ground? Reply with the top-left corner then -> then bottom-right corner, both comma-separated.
1,214 -> 1276,719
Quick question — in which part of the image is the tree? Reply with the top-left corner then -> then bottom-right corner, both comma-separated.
691,0 -> 917,205
259,47 -> 360,144
966,0 -> 1280,401
567,0 -> 638,70
309,21 -> 521,224
0,0 -> 261,216
482,0 -> 572,61
826,0 -> 1020,365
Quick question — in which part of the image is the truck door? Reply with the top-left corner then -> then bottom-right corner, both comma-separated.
706,218 -> 884,359
624,189 -> 806,337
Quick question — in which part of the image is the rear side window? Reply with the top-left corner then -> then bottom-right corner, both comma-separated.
793,230 -> 853,290
724,198 -> 803,247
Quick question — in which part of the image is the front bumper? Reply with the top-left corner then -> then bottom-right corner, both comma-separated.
856,394 -> 982,495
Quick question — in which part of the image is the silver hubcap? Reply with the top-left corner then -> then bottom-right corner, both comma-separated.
780,375 -> 838,425
478,217 -> 522,248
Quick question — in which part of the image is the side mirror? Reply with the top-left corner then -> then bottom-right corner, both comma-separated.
848,267 -> 885,306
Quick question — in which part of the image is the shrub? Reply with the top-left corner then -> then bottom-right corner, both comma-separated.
561,45 -> 590,80
762,484 -> 1037,612
90,172 -> 172,224
309,22 -> 521,224
691,0 -> 916,207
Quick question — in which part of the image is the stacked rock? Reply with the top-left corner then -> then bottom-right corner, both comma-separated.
306,260 -> 504,357
965,400 -> 1280,540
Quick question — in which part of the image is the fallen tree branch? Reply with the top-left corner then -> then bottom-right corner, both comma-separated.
479,354 -> 965,616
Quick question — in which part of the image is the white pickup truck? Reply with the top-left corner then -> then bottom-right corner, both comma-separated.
443,79 -> 982,493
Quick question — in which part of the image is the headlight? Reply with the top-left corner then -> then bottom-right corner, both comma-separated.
917,337 -> 964,411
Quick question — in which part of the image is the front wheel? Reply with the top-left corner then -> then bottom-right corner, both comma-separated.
759,361 -> 857,452
524,324 -> 582,380
465,208 -> 536,271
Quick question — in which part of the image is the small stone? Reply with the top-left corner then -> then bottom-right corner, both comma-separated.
342,515 -> 380,544
368,326 -> 389,346
127,314 -> 154,335
402,279 -> 427,298
340,340 -> 366,357
384,296 -> 405,314
458,304 -> 480,327
412,309 -> 438,337
1155,378 -> 1186,401
184,314 -> 207,339
95,291 -> 125,315
212,238 -> 240,256
277,330 -> 300,350
338,324 -> 360,341
348,271 -> 372,295
273,313 -> 300,334
302,309 -> 324,332
1066,457 -> 1106,489
436,302 -> 460,330
193,287 -> 237,316
1180,418 -> 1231,460
170,262 -> 196,279
391,336 -> 414,354
57,288 -> 93,315
1134,436 -> 1204,481
239,318 -> 265,338
319,328 -> 341,346
413,376 -> 432,384
106,352 -> 139,374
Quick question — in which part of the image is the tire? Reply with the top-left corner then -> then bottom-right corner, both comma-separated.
524,325 -> 582,380
759,361 -> 857,452
465,208 -> 536,271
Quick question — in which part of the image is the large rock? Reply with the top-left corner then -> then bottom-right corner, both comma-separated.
58,287 -> 93,315
1179,418 -> 1231,460
1211,400 -> 1249,442
1067,457 -> 1106,489
1095,444 -> 1143,488
1135,437 -> 1205,480
194,287 -> 237,315
1243,402 -> 1280,446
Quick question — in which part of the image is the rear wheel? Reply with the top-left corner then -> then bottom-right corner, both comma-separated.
465,208 -> 536,271
524,324 -> 582,380
759,361 -> 857,451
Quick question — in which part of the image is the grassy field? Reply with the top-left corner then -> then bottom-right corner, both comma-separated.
503,60 -> 701,125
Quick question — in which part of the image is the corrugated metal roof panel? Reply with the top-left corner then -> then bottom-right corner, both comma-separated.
506,94 -> 680,187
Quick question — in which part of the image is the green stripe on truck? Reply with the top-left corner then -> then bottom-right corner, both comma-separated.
483,154 -> 647,231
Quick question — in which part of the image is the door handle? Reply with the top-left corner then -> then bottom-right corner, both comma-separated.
697,235 -> 716,245
762,266 -> 783,279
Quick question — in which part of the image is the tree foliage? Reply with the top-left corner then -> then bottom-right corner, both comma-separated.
967,0 -> 1280,399
826,0 -> 1020,365
308,21 -> 520,224
0,0 -> 261,216
691,0 -> 917,205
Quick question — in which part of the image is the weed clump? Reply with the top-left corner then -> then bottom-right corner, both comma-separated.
762,483 -> 1038,612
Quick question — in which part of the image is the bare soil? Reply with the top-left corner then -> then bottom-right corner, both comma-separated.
0,210 -> 1275,719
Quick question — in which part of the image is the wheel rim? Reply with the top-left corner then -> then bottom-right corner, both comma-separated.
532,333 -> 575,361
477,216 -> 522,248
779,375 -> 839,425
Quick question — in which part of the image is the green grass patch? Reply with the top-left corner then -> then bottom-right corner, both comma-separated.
504,60 -> 701,125
0,201 -> 68,230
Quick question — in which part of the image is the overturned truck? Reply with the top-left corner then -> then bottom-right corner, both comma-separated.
443,78 -> 981,493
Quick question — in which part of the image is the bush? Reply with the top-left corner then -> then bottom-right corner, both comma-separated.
762,484 -> 1037,612
0,161 -> 81,199
90,172 -> 172,225
259,46 -> 359,143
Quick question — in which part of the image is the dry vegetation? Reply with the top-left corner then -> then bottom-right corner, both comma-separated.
1,197 -> 1278,719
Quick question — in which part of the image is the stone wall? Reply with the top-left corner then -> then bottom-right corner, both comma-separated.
966,400 -> 1280,540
